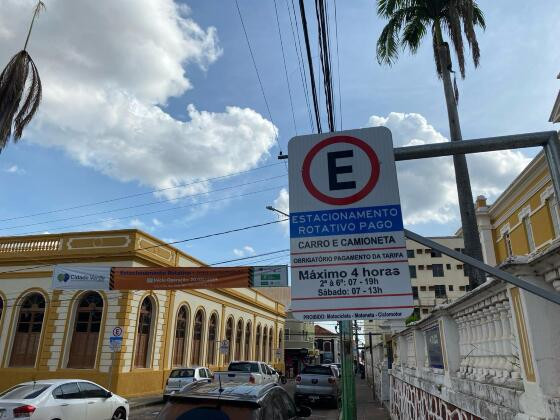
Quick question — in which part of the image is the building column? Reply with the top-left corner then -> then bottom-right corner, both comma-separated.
501,258 -> 560,418
475,196 -> 497,266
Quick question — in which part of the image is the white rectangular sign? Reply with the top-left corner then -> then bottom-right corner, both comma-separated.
52,265 -> 111,290
251,265 -> 288,287
288,127 -> 413,321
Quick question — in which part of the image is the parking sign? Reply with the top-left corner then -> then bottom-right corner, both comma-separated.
288,127 -> 413,321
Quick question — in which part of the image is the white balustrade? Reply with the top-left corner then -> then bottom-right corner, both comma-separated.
452,291 -> 521,385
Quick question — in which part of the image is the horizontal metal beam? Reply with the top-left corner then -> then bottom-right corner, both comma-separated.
278,131 -> 556,161
394,131 -> 554,161
404,229 -> 560,306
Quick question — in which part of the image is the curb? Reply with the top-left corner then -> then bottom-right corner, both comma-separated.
129,398 -> 164,411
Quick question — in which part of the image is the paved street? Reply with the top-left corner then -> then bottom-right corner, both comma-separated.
130,378 -> 389,419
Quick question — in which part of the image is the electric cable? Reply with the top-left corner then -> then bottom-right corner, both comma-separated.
273,0 -> 298,136
0,162 -> 284,223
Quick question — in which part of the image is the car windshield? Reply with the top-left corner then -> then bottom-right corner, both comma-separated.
170,369 -> 196,378
228,362 -> 259,373
0,384 -> 51,399
301,365 -> 332,375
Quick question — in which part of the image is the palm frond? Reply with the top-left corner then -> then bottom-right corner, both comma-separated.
443,1 -> 466,78
431,26 -> 443,77
402,16 -> 428,53
376,14 -> 405,65
460,0 -> 484,67
0,1 -> 44,152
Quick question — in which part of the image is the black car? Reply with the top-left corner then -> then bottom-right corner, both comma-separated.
157,381 -> 311,420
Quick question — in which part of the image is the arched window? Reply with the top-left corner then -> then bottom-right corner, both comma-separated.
10,293 -> 46,367
206,313 -> 218,366
224,318 -> 234,364
173,306 -> 188,366
191,310 -> 205,365
235,320 -> 243,361
255,325 -> 261,361
269,332 -> 273,362
134,297 -> 154,368
244,322 -> 252,360
262,327 -> 268,362
67,292 -> 103,369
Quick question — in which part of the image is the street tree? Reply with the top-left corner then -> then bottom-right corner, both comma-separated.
375,0 -> 486,287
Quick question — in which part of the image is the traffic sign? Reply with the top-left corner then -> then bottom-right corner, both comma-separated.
112,327 -> 122,337
219,339 -> 230,355
109,336 -> 123,352
251,265 -> 288,287
288,127 -> 413,321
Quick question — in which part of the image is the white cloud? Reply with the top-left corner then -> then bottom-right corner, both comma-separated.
367,112 -> 531,225
273,188 -> 290,235
0,0 -> 276,199
233,245 -> 256,257
152,218 -> 162,227
129,218 -> 145,228
3,164 -> 25,174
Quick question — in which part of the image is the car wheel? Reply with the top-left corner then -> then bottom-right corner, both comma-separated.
111,408 -> 127,420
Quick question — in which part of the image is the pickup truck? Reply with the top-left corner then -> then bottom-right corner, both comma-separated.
295,365 -> 340,408
214,361 -> 277,384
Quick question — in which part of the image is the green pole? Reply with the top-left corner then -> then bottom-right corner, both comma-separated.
340,320 -> 356,419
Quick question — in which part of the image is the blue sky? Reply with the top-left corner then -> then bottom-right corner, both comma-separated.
0,0 -> 559,275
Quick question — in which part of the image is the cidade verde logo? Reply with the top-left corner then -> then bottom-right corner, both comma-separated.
57,273 -> 70,282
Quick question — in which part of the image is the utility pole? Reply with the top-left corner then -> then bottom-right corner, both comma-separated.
340,320 -> 356,419
368,332 -> 375,401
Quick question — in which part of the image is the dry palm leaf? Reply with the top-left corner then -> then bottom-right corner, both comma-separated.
0,1 -> 45,152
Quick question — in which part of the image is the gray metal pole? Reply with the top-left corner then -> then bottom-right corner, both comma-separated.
544,131 -> 560,201
393,132 -> 553,161
368,332 -> 375,401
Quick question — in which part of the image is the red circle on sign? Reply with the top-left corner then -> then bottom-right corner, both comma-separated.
302,135 -> 380,205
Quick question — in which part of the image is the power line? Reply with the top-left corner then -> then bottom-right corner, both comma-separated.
0,162 -> 284,223
332,0 -> 342,130
298,0 -> 322,133
234,0 -> 286,160
210,249 -> 289,265
13,184 -> 287,236
273,0 -> 298,136
315,0 -> 336,132
286,0 -> 314,132
1,175 -> 286,233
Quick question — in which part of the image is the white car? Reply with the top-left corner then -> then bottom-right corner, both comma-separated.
265,364 -> 280,383
0,379 -> 129,420
163,367 -> 213,400
214,361 -> 277,385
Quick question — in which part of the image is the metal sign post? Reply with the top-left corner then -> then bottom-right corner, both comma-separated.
107,328 -> 123,392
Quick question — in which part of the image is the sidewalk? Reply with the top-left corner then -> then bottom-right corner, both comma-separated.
355,378 -> 390,420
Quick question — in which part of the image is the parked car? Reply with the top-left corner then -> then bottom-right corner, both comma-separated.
295,365 -> 340,408
157,381 -> 311,420
265,364 -> 280,383
164,367 -> 213,400
214,361 -> 276,384
322,364 -> 340,378
0,379 -> 129,420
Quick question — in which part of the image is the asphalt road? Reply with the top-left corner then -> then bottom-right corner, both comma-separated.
130,381 -> 340,420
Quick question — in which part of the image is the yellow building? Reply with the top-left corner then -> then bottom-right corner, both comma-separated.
0,229 -> 285,397
476,151 -> 560,268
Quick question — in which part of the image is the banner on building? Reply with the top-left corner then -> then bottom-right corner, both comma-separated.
110,267 -> 251,290
52,265 -> 111,290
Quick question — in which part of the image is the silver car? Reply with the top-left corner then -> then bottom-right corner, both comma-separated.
294,365 -> 340,408
163,367 -> 212,400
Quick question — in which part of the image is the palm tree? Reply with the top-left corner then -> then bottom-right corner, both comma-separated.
376,0 -> 486,287
0,1 -> 45,152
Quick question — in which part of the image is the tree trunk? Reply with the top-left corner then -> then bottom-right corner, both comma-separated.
434,24 -> 485,289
